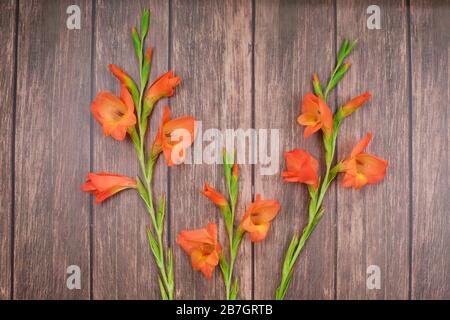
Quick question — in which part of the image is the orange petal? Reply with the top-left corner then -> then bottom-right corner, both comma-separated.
301,93 -> 319,114
297,113 -> 318,126
351,132 -> 372,157
304,123 -> 322,138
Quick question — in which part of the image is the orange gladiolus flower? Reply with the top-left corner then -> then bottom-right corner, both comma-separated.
91,85 -> 137,141
281,149 -> 319,190
201,183 -> 229,211
176,222 -> 222,279
80,172 -> 136,204
340,133 -> 388,189
341,92 -> 371,117
144,71 -> 181,105
240,194 -> 281,243
152,105 -> 196,166
297,93 -> 333,138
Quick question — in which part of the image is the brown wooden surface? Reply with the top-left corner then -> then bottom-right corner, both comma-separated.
13,0 -> 92,299
336,0 -> 410,299
170,0 -> 253,299
93,0 -> 168,299
410,0 -> 450,299
0,0 -> 16,300
0,0 -> 449,300
254,0 -> 336,299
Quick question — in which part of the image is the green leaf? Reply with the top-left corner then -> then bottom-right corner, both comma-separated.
346,39 -> 358,55
131,27 -> 142,63
141,9 -> 150,40
141,59 -> 150,89
158,277 -> 169,300
327,63 -> 350,94
232,227 -> 245,253
223,150 -> 233,189
281,234 -> 298,277
136,176 -> 150,206
313,207 -> 325,225
336,38 -> 349,66
219,255 -> 229,276
156,194 -> 166,232
147,228 -> 162,267
167,247 -> 174,285
128,127 -> 140,152
142,100 -> 156,126
230,279 -> 239,300
145,152 -> 154,180
230,176 -> 238,209
222,205 -> 233,232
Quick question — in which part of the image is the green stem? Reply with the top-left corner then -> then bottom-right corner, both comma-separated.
275,69 -> 347,300
132,32 -> 173,300
220,164 -> 242,300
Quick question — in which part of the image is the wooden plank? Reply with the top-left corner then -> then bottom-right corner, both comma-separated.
336,0 -> 409,299
410,0 -> 450,299
14,0 -> 92,299
170,0 -> 253,299
93,0 -> 168,299
254,0 -> 336,299
0,0 -> 16,300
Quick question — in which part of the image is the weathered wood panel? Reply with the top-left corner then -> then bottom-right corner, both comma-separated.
410,0 -> 450,299
170,0 -> 253,299
0,0 -> 17,300
92,0 -> 168,299
3,0 -> 450,300
14,0 -> 92,299
254,0 -> 336,299
336,0 -> 410,299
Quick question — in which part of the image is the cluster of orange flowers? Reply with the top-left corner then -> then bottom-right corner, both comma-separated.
80,10 -> 389,300
81,68 -> 195,200
177,163 -> 281,282
285,92 -> 388,190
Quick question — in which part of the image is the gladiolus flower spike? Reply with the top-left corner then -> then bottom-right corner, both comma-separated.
178,150 -> 280,300
276,38 -> 388,300
82,10 -> 196,300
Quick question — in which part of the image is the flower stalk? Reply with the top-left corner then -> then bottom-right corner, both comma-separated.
131,9 -> 174,300
276,38 -> 361,300
82,9 -> 190,300
219,151 -> 244,300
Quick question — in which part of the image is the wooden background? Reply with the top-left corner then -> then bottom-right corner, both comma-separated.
0,0 -> 448,300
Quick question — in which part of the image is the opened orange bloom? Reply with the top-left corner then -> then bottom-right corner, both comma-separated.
297,93 -> 333,138
91,85 -> 137,141
176,222 -> 222,279
240,194 -> 281,242
341,92 -> 371,117
282,149 -> 319,190
340,133 -> 388,189
152,105 -> 196,166
201,183 -> 229,211
80,172 -> 136,204
144,71 -> 181,105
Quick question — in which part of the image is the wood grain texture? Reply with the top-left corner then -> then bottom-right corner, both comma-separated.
2,0 -> 450,300
336,0 -> 410,299
0,0 -> 16,300
410,0 -> 450,299
93,0 -> 168,299
170,0 -> 253,299
254,0 -> 336,299
14,0 -> 92,299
